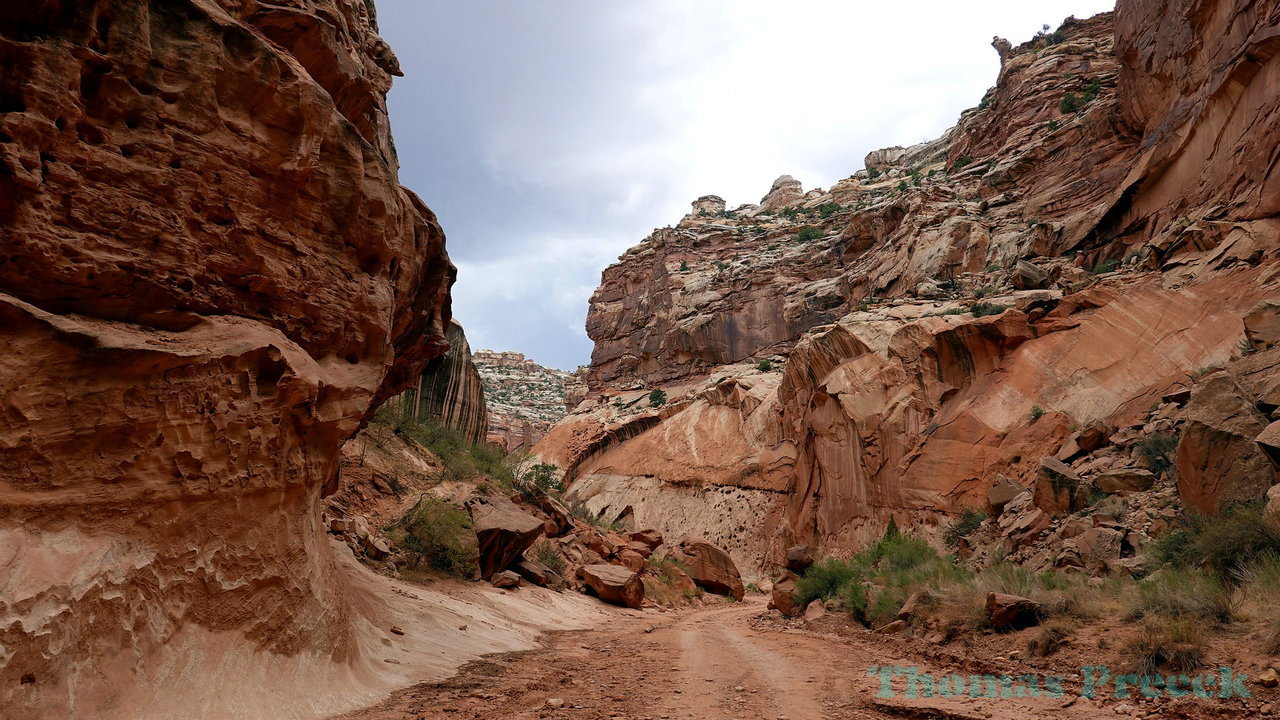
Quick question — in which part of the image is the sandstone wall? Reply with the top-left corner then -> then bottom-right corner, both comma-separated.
539,3 -> 1280,574
0,1 -> 453,717
383,319 -> 489,444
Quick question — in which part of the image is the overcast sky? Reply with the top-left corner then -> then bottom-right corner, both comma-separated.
376,1 -> 1115,371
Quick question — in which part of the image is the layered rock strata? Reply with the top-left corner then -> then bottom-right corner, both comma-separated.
538,6 -> 1280,575
0,1 -> 453,717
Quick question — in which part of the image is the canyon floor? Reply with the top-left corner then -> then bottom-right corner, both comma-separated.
331,596 -> 1260,720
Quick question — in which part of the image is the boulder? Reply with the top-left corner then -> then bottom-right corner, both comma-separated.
997,491 -> 1052,546
1258,421 -> 1280,465
622,540 -> 655,559
1034,457 -> 1086,514
769,571 -> 801,617
785,544 -> 815,573
615,548 -> 648,573
675,538 -> 746,600
802,601 -> 826,623
986,593 -> 1041,630
1094,468 -> 1156,493
1076,422 -> 1113,452
1265,485 -> 1280,529
467,496 -> 545,579
1011,260 -> 1049,290
514,559 -> 560,588
986,476 -> 1027,517
490,571 -> 522,588
629,529 -> 664,550
1244,300 -> 1280,349
1061,527 -> 1123,575
1175,374 -> 1276,514
579,564 -> 644,608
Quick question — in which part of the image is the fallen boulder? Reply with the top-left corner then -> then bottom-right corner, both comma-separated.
579,564 -> 644,608
1176,373 -> 1276,514
986,592 -> 1041,630
490,570 -> 522,589
1094,468 -> 1156,493
675,538 -> 746,600
769,571 -> 801,617
986,476 -> 1027,517
514,559 -> 561,588
1034,457 -> 1086,514
467,496 -> 545,579
785,544 -> 815,573
629,529 -> 664,550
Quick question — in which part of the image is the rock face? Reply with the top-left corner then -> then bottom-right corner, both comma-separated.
0,2 -> 453,717
474,350 -> 569,452
537,5 -> 1280,575
382,319 -> 488,443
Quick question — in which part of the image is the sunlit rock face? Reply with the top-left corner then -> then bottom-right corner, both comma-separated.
0,1 -> 454,717
538,4 -> 1280,575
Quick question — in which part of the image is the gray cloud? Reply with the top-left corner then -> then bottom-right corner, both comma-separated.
377,0 -> 1115,370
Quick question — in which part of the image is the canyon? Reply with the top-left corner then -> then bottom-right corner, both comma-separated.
1,0 -> 1278,719
536,5 -> 1280,578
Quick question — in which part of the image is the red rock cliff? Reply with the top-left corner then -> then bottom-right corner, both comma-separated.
537,4 -> 1280,575
0,1 -> 453,717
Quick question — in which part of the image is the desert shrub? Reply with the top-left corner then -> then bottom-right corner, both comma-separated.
1128,569 -> 1238,624
1263,620 -> 1280,656
372,409 -> 519,486
970,301 -> 1010,317
1134,433 -> 1177,474
1027,620 -> 1075,658
394,495 -> 477,579
531,538 -> 566,573
1029,405 -> 1045,422
679,260 -> 688,271
943,510 -> 986,549
1060,92 -> 1083,113
648,389 -> 667,407
818,202 -> 842,219
1155,502 -> 1280,581
951,156 -> 973,172
1124,619 -> 1206,676
795,557 -> 865,607
756,359 -> 773,372
796,226 -> 823,242
897,180 -> 909,192
567,499 -> 623,531
522,462 -> 563,494
1092,258 -> 1119,274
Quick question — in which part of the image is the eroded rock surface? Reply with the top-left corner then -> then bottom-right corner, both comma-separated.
538,5 -> 1280,575
0,1 -> 453,717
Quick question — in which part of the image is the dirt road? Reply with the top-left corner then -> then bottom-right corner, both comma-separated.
334,597 -> 1261,720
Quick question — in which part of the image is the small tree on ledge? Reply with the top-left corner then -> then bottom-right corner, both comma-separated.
648,389 -> 667,407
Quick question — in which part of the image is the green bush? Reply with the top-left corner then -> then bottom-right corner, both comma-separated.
522,462 -> 563,494
943,510 -> 986,549
970,301 -> 1010,317
531,538 -> 566,573
394,495 -> 477,579
1128,569 -> 1237,624
1134,433 -> 1177,474
648,389 -> 667,407
795,226 -> 823,242
818,202 -> 842,219
795,557 -> 866,607
1060,92 -> 1083,114
1092,258 -> 1119,274
756,359 -> 773,372
951,156 -> 973,172
372,408 -> 519,486
1029,405 -> 1045,422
